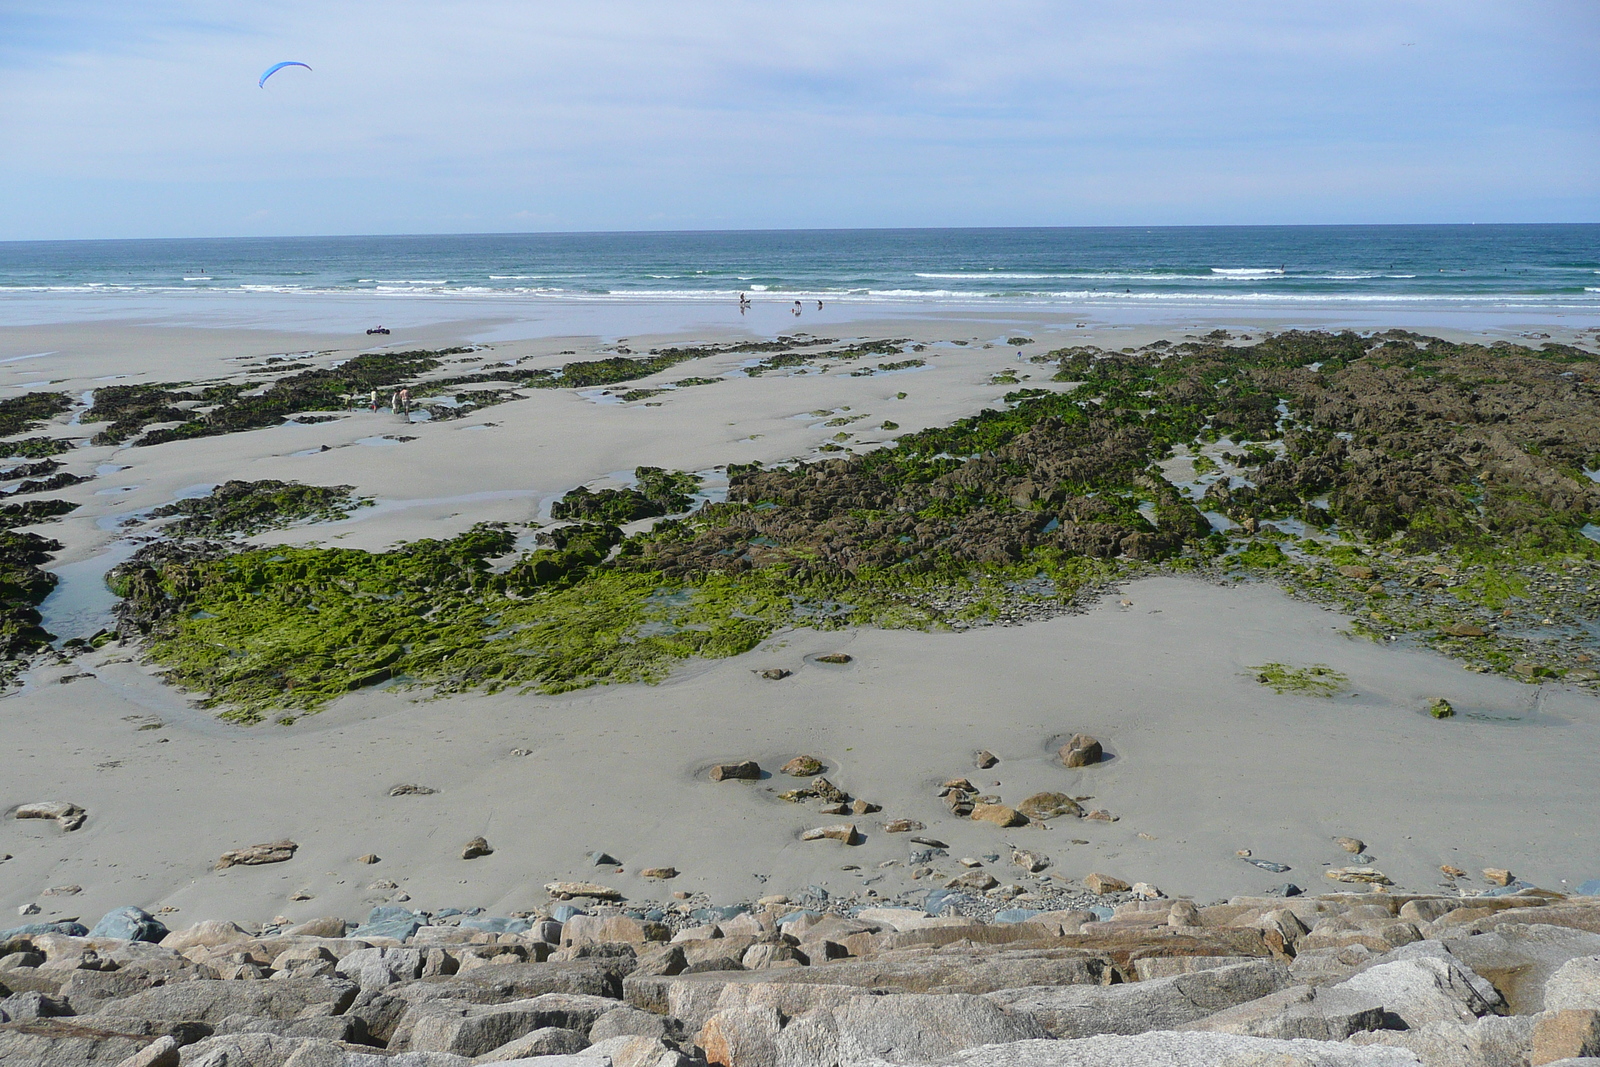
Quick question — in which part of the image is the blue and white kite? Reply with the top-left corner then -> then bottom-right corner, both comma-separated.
259,61 -> 312,88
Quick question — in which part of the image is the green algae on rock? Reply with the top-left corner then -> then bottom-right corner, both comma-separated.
1251,663 -> 1349,697
103,330 -> 1600,719
148,480 -> 372,538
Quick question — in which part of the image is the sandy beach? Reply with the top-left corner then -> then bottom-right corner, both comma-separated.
2,303 -> 1598,934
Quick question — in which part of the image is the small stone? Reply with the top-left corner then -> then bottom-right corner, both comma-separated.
755,668 -> 791,680
781,755 -> 825,777
1084,809 -> 1118,822
1017,792 -> 1083,820
587,850 -> 621,866
1059,734 -> 1103,768
959,857 -> 984,868
942,777 -> 976,792
882,819 -> 924,833
1441,622 -> 1487,637
42,884 -> 82,896
368,879 -> 399,890
1237,849 -> 1252,857
815,653 -> 852,664
356,853 -> 380,864
672,890 -> 690,900
800,823 -> 859,844
1338,564 -> 1376,580
946,870 -> 999,891
1132,882 -> 1164,899
216,840 -> 297,869
1011,849 -> 1049,873
1325,866 -> 1393,885
388,784 -> 437,796
850,799 -> 880,815
1441,864 -> 1467,878
510,747 -> 533,756
17,902 -> 41,915
709,760 -> 761,781
15,801 -> 87,832
1084,872 -> 1131,895
640,867 -> 678,880
910,836 -> 949,848
545,881 -> 622,900
289,890 -> 313,901
1483,867 -> 1513,886
1532,1009 -> 1600,1065
1428,698 -> 1455,719
461,836 -> 493,859
1334,836 -> 1364,853
811,776 -> 848,803
971,803 -> 1028,828
974,750 -> 999,769
1137,832 -> 1156,841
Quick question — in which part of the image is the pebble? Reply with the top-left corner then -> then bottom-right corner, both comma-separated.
461,837 -> 494,859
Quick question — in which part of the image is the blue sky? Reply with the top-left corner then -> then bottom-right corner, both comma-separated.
1,1 -> 1596,239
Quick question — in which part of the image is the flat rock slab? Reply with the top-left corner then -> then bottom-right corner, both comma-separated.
920,1032 -> 1424,1065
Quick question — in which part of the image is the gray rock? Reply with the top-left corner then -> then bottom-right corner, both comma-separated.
1,989 -> 74,1020
335,947 -> 425,991
581,1034 -> 682,1067
827,993 -> 1047,1063
405,992 -> 621,1056
473,1025 -> 591,1060
1348,1014 -> 1536,1067
0,1017 -> 206,1067
928,1033 -> 1425,1066
92,974 -> 358,1023
1334,956 -> 1498,1027
589,1005 -> 670,1042
88,907 -> 169,944
1186,985 -> 1396,1042
0,921 -> 89,940
113,1034 -> 180,1067
211,1011 -> 371,1044
1443,924 -> 1600,1013
1547,957 -> 1600,1012
350,906 -> 426,942
987,961 -> 1293,1038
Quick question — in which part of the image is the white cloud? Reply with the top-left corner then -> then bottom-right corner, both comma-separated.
0,0 -> 1596,237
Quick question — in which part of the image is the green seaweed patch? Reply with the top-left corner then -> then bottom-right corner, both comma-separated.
149,480 -> 372,538
1249,662 -> 1349,696
550,468 -> 702,525
0,392 -> 73,439
1,437 -> 75,460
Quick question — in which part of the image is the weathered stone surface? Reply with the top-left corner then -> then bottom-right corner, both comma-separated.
883,819 -> 924,833
0,1019 -> 186,1067
1333,955 -> 1497,1028
971,804 -> 1027,828
158,920 -> 252,953
1432,925 -> 1600,1014
708,761 -> 760,782
406,992 -> 619,1056
14,801 -> 87,831
1339,564 -> 1377,580
639,867 -> 678,881
1335,837 -> 1366,854
1059,735 -> 1103,768
589,1004 -> 670,1043
1016,793 -> 1084,820
1535,1010 -> 1600,1065
946,871 -> 1000,892
1484,868 -> 1514,887
832,992 -> 1048,1063
1326,867 -> 1393,885
781,756 -> 825,777
389,784 -> 438,796
93,974 -> 358,1022
583,1033 -> 684,1067
988,960 -> 1292,1039
800,824 -> 858,844
1084,873 -> 1130,895
937,1033 -> 1424,1066
544,882 -> 622,901
474,1025 -> 590,1060
461,837 -> 493,860
113,1034 -> 180,1067
974,750 -> 999,769
418,959 -> 630,1004
1347,1014 -> 1536,1067
82,907 -> 169,945
1187,983 -> 1395,1041
1,989 -> 73,1020
284,917 -> 349,939
1548,957 -> 1600,1012
214,840 -> 297,869
562,915 -> 669,947
335,946 -> 425,991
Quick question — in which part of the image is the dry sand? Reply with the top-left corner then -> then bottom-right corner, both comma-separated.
2,307 -> 1598,929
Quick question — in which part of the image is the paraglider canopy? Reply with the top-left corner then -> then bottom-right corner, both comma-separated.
259,61 -> 312,88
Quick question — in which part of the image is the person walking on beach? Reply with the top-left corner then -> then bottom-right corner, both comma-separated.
398,387 -> 411,414
390,390 -> 401,414
369,388 -> 379,413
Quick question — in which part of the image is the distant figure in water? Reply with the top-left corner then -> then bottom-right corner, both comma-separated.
369,389 -> 379,413
793,300 -> 802,316
816,300 -> 823,310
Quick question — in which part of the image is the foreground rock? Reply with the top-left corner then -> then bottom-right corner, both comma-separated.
4,885 -> 1600,1066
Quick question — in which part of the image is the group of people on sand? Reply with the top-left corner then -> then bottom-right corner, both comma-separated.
736,293 -> 824,317
358,387 -> 410,414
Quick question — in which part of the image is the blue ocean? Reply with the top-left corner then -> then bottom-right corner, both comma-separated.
0,225 -> 1596,312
